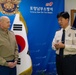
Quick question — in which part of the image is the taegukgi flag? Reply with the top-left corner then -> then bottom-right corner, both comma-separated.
11,12 -> 32,75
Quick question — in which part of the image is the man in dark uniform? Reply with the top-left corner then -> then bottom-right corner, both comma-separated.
52,12 -> 76,75
0,16 -> 19,75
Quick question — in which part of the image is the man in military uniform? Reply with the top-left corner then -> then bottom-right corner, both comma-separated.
0,16 -> 19,75
52,12 -> 76,75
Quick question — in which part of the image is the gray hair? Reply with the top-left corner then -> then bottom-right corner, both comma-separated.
0,16 -> 9,22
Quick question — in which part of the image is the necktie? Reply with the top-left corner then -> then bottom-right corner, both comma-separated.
59,29 -> 65,56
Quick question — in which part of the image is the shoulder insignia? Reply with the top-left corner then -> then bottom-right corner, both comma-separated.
71,27 -> 76,30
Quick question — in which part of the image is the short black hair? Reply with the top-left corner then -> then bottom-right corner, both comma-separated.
57,12 -> 70,19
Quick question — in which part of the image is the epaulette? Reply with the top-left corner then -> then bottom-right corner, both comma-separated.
71,27 -> 76,30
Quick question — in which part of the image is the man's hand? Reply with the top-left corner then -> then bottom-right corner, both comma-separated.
7,61 -> 17,68
54,42 -> 65,50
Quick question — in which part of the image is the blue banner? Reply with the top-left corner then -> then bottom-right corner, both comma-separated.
25,0 -> 64,75
0,0 -> 64,75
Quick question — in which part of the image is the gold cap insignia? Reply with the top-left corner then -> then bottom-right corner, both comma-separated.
0,0 -> 21,15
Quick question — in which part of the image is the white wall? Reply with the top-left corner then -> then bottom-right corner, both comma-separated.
65,0 -> 76,14
65,0 -> 76,25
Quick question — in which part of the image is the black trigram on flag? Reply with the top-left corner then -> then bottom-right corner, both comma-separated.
13,24 -> 22,31
17,58 -> 21,65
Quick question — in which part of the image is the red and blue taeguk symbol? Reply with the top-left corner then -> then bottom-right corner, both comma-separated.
15,35 -> 26,53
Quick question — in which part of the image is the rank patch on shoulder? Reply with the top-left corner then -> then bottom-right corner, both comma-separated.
0,0 -> 21,15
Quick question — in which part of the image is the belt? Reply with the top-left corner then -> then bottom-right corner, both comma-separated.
56,54 -> 76,58
63,54 -> 76,58
6,59 -> 14,62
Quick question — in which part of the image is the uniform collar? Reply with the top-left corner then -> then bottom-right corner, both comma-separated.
62,25 -> 71,31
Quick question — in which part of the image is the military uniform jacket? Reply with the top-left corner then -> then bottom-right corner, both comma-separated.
0,28 -> 19,66
52,25 -> 76,55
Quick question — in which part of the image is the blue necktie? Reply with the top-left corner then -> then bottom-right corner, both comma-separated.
59,29 -> 65,56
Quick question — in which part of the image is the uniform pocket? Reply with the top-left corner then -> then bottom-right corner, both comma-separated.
65,38 -> 72,45
56,36 -> 61,43
73,38 -> 76,45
